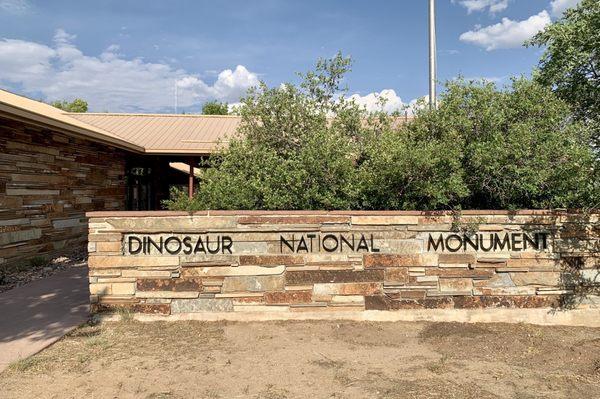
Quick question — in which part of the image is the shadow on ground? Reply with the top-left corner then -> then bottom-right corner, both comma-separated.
0,265 -> 89,345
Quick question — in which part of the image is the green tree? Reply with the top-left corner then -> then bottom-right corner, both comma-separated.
165,53 -> 361,210
411,78 -> 597,209
164,55 -> 597,211
202,101 -> 229,115
50,98 -> 88,113
529,0 -> 600,147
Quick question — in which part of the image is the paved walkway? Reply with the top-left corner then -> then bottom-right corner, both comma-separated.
0,265 -> 89,372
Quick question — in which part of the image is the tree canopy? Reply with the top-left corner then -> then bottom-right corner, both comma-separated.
202,101 -> 229,115
529,0 -> 600,147
50,98 -> 88,113
165,54 -> 597,211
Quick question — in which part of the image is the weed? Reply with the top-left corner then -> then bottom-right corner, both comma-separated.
29,256 -> 47,268
85,335 -> 112,350
427,354 -> 450,374
8,356 -> 44,373
116,306 -> 134,322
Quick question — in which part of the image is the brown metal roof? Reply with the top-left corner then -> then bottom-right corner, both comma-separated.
1,89 -> 415,157
66,113 -> 241,155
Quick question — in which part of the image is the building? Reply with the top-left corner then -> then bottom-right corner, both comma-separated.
0,89 -> 239,267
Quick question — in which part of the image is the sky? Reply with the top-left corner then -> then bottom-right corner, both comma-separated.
0,0 -> 582,113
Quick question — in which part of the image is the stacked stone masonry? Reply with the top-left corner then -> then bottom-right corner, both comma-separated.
0,117 -> 127,268
87,211 -> 599,315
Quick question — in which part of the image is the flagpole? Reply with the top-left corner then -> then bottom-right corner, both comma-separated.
429,0 -> 437,109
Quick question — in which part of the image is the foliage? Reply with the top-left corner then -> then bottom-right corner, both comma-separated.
165,52 -> 361,211
411,77 -> 598,209
202,101 -> 229,115
50,98 -> 88,113
165,55 -> 598,211
529,0 -> 600,147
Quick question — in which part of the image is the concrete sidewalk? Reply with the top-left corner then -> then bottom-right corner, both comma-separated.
0,265 -> 89,372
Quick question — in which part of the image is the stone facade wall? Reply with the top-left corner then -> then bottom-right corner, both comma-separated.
0,116 -> 128,268
87,211 -> 599,316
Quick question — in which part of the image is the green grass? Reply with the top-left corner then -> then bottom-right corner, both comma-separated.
8,356 -> 44,373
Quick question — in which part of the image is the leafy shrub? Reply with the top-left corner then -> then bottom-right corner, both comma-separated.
164,55 -> 598,211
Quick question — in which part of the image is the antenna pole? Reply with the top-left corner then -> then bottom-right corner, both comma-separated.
429,0 -> 437,109
175,82 -> 178,114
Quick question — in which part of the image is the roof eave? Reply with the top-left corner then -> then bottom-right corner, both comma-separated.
0,103 -> 145,153
143,149 -> 215,156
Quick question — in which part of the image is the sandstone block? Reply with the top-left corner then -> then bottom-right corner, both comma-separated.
426,268 -> 494,279
439,278 -> 472,293
384,268 -> 409,284
171,298 -> 234,313
352,215 -> 418,225
510,272 -> 560,286
364,254 -> 438,268
330,295 -> 364,304
286,269 -> 384,285
89,283 -> 112,295
88,233 -> 122,242
393,290 -> 427,299
233,304 -> 290,312
0,228 -> 41,246
374,239 -> 423,254
215,292 -> 264,298
438,253 -> 477,264
222,275 -> 284,292
264,290 -> 312,304
507,258 -> 558,269
89,269 -> 121,277
137,278 -> 203,292
96,241 -> 122,253
107,216 -> 237,231
96,278 -> 135,283
416,276 -> 438,283
112,283 -> 135,295
121,270 -> 173,278
239,255 -> 304,266
182,265 -> 285,277
88,256 -> 180,268
5,188 -> 60,196
473,273 -> 515,288
238,216 -> 350,225
313,282 -> 382,300
136,291 -> 199,299
472,287 -> 536,296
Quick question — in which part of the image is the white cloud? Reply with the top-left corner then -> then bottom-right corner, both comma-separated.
0,0 -> 30,14
550,0 -> 581,16
347,89 -> 406,113
454,0 -> 509,14
0,30 -> 260,112
459,10 -> 551,50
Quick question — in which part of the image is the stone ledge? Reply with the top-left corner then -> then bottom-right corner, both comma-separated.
86,209 -> 599,218
95,308 -> 600,327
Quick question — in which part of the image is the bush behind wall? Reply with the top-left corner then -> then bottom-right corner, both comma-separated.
165,55 -> 598,211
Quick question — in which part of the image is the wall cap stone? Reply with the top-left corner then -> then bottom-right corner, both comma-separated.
95,308 -> 600,327
86,209 -> 599,218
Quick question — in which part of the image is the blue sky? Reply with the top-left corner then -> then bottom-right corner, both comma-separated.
0,0 -> 580,113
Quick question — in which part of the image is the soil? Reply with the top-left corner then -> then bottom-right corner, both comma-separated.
1,320 -> 599,399
0,249 -> 86,294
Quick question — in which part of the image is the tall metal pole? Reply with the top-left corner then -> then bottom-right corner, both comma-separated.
175,82 -> 178,114
429,0 -> 437,110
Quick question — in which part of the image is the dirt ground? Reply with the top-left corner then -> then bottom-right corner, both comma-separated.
1,319 -> 599,399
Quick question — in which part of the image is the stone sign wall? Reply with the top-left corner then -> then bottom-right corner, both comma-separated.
87,210 -> 599,316
0,116 -> 127,268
